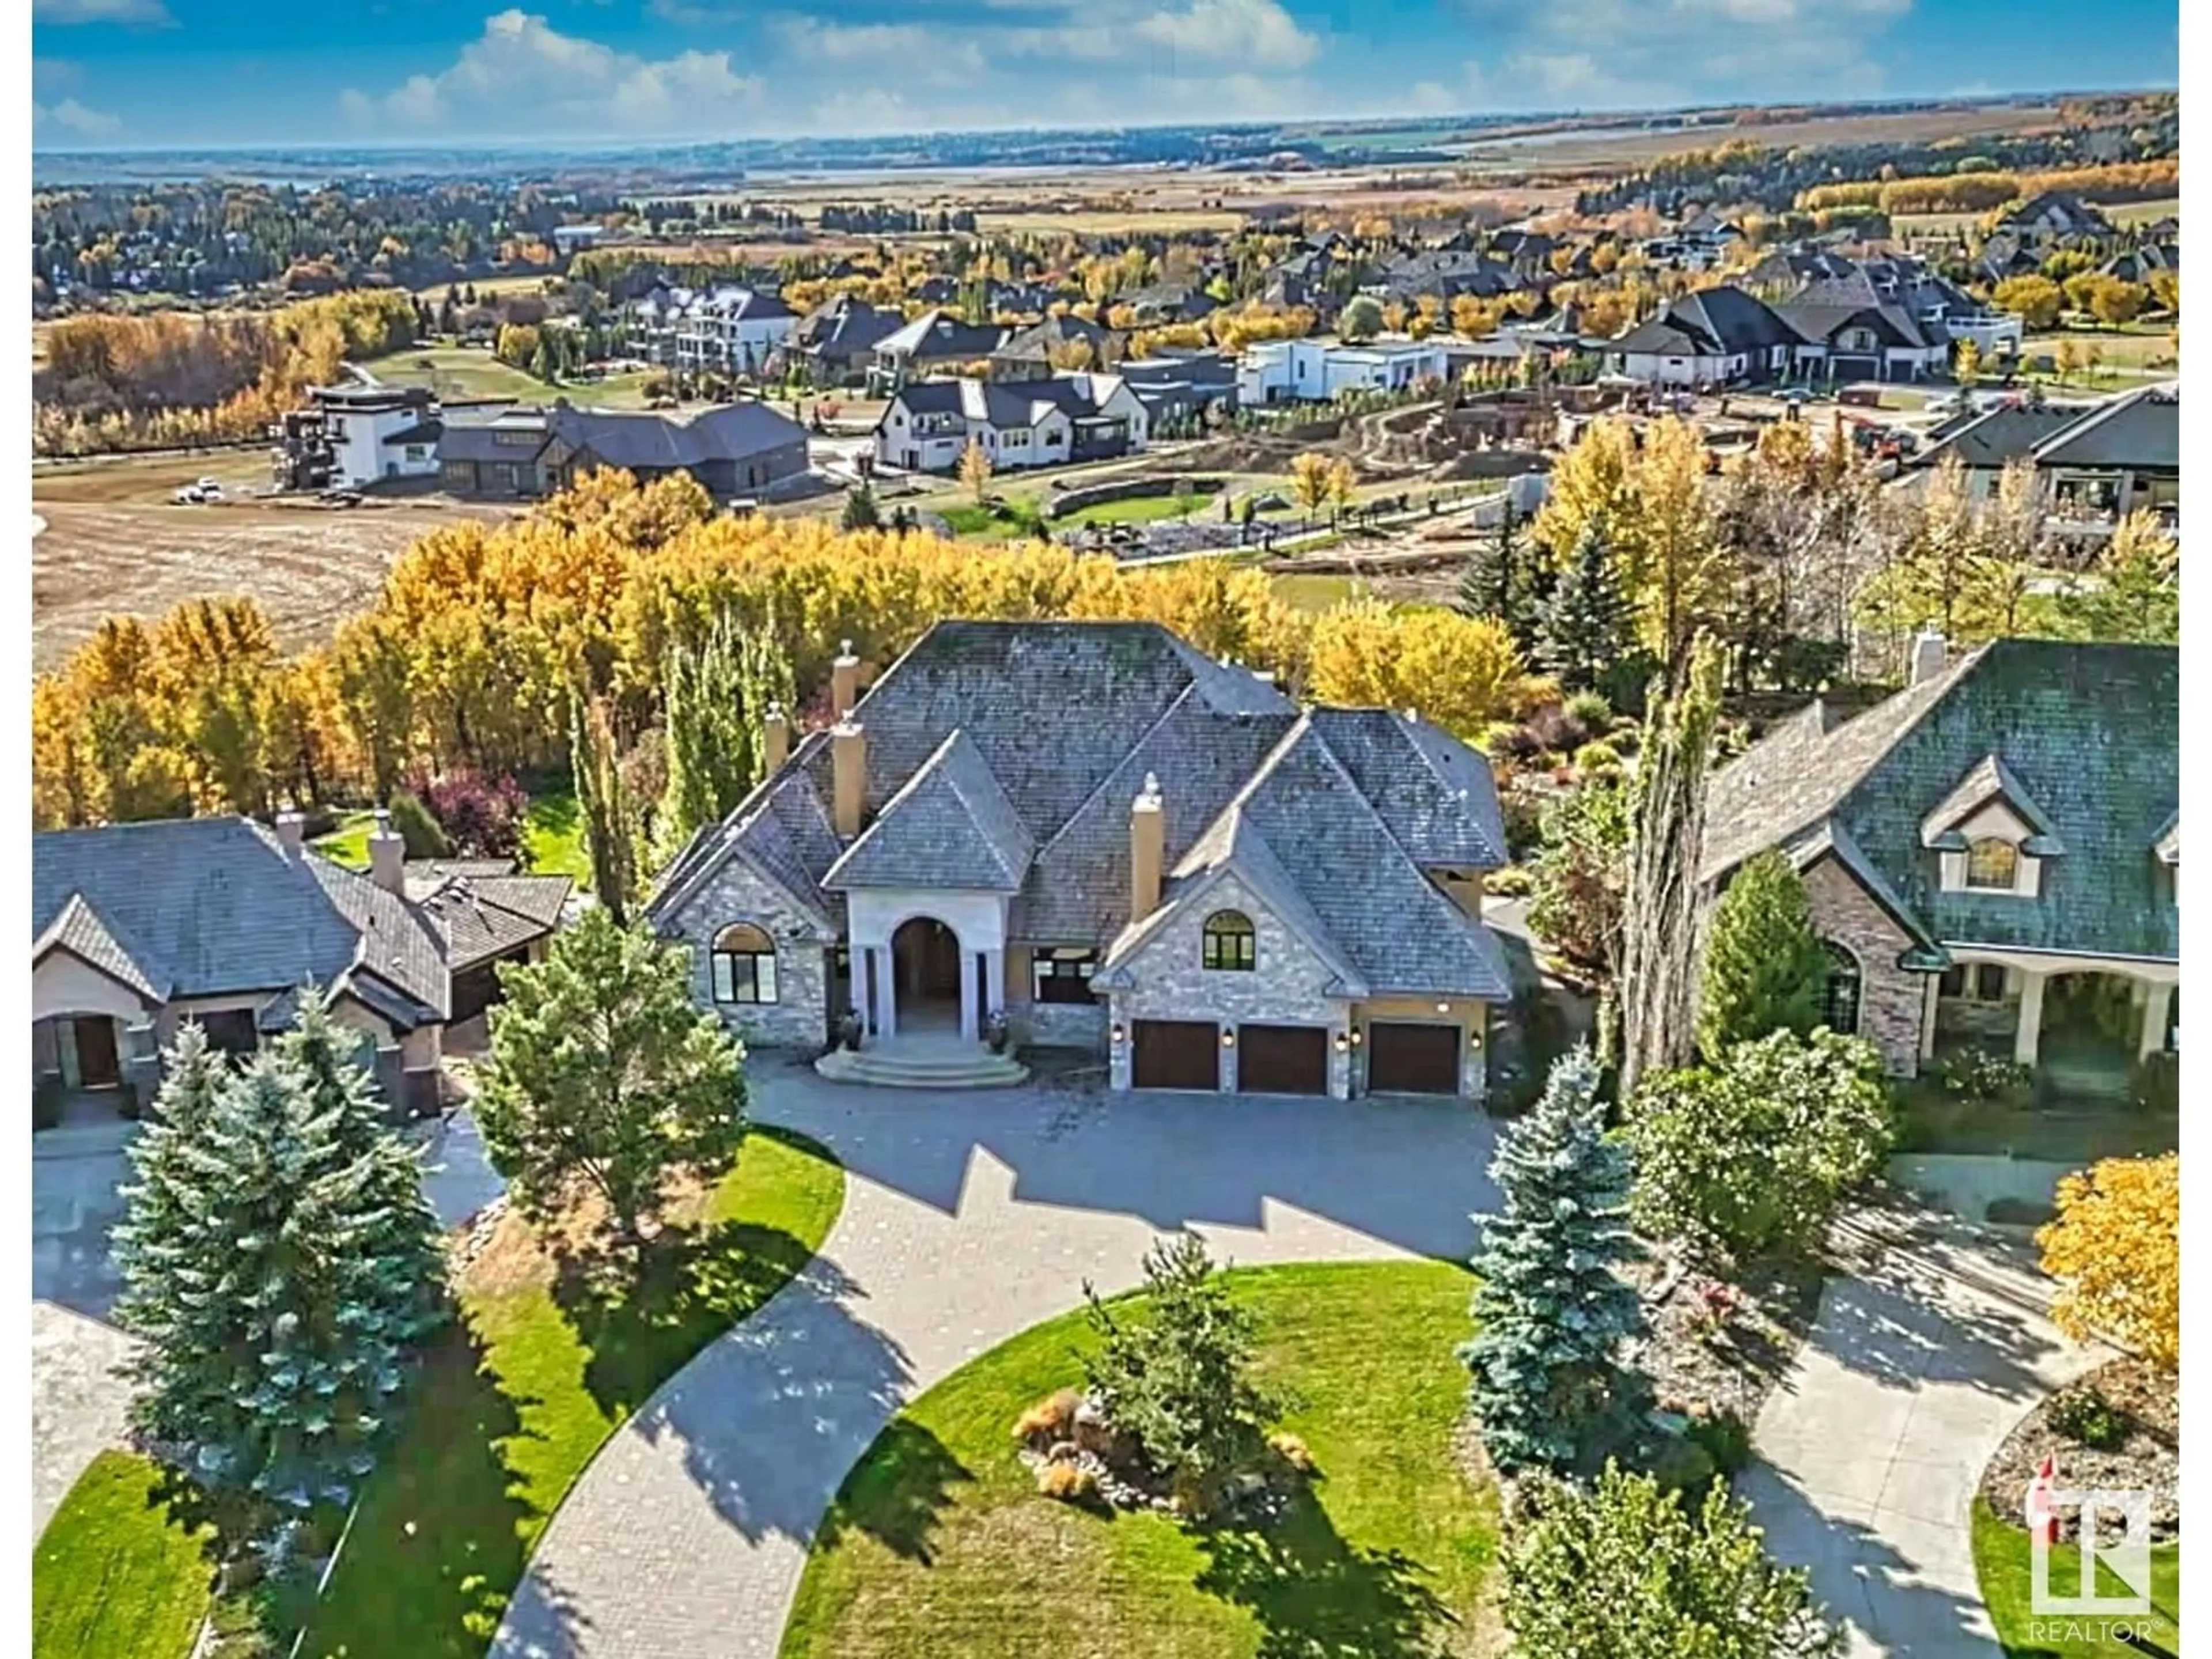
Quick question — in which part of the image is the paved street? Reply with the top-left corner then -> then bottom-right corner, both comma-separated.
494,1064 -> 1497,1658
1741,1213 -> 2104,1658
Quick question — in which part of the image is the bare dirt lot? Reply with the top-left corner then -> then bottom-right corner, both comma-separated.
32,450 -> 513,672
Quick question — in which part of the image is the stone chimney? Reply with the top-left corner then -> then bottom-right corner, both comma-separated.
1130,772 -> 1165,921
368,809 -> 407,896
275,809 -> 306,854
763,703 -> 790,776
832,721 -> 866,839
1909,625 -> 1946,687
831,639 -> 861,721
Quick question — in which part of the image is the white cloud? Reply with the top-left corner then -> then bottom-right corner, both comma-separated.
1132,0 -> 1319,69
33,0 -> 171,22
771,18 -> 990,78
809,89 -> 922,134
34,98 -> 124,137
339,10 -> 765,138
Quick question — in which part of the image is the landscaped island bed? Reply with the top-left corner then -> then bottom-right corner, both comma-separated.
781,1260 -> 1503,1659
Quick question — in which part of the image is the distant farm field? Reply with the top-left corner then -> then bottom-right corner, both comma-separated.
976,208 -> 1247,236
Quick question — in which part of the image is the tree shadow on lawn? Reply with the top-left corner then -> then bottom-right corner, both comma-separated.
810,1417 -> 977,1566
300,1318 -> 544,1659
1192,1490 -> 1455,1659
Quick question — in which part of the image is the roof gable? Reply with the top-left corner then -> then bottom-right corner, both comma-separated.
824,730 -> 1036,893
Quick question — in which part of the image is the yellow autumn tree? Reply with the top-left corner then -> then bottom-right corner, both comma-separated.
2037,1153 -> 2179,1367
1307,600 -> 1526,739
958,438 -> 994,505
1289,452 -> 1336,523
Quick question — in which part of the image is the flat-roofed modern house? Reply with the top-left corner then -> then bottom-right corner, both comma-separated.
437,399 -> 810,500
1236,337 -> 1450,404
33,815 -> 570,1120
647,622 -> 1514,1099
1700,632 -> 2177,1092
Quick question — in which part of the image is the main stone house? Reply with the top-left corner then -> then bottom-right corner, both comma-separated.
647,621 -> 1516,1098
1701,632 -> 2177,1090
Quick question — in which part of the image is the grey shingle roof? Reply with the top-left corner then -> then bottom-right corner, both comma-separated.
550,402 -> 806,468
409,867 -> 573,973
1706,641 -> 2177,963
876,310 -> 1009,360
1613,287 -> 1798,357
33,816 -> 450,1027
1307,708 -> 1509,868
2030,382 -> 2179,472
34,892 -> 165,1000
1913,405 -> 2083,471
824,730 -> 1036,892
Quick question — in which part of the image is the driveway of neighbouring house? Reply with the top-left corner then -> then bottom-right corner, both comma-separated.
494,1065 -> 1498,1659
1739,1210 -> 2106,1658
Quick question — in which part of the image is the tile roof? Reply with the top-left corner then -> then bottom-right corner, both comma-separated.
33,816 -> 451,1027
1705,640 -> 2177,963
824,730 -> 1036,892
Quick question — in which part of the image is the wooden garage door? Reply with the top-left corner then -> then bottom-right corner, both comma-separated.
1236,1024 -> 1328,1095
1131,1020 -> 1220,1090
1366,1022 -> 1461,1095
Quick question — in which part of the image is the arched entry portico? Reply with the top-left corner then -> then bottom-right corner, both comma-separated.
844,891 -> 1010,1046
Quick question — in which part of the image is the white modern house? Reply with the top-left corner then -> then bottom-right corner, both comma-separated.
1236,338 -> 1451,405
303,384 -> 444,487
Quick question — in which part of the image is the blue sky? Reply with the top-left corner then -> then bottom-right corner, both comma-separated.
31,0 -> 2181,150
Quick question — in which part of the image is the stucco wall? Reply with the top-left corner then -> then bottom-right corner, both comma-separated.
1354,994 -> 1491,1099
1105,873 -> 1351,1096
33,952 -> 151,1025
1801,854 -> 1927,1074
663,857 -> 831,1049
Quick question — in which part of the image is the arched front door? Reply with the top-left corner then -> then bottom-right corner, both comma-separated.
891,916 -> 964,1031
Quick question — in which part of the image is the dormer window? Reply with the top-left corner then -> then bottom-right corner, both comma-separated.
1965,837 -> 2020,891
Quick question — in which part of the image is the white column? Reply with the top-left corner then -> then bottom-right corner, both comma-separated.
2140,981 -> 2175,1059
2014,969 -> 2046,1067
872,945 -> 896,1040
1920,974 -> 1940,1063
983,949 -> 1006,1018
958,950 -> 979,1041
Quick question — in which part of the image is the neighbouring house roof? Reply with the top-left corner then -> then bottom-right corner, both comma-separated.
1611,287 -> 1798,358
2028,381 -> 2180,473
550,401 -> 808,468
1919,753 -> 2066,855
1912,404 -> 2085,471
33,816 -> 452,1027
993,315 -> 1115,362
646,620 -> 1514,1001
796,295 -> 902,357
404,859 -> 573,974
1703,639 -> 2177,963
1774,273 -> 1943,352
878,373 -> 1134,433
876,309 -> 1010,361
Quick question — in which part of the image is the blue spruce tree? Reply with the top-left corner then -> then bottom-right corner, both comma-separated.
1462,1044 -> 1646,1474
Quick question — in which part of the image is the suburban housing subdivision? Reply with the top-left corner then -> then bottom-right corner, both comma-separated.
647,620 -> 1514,1098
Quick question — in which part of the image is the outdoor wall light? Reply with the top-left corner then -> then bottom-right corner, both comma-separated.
1349,1028 -> 1363,1047
1333,1032 -> 1350,1054
1468,1027 -> 1483,1047
1221,1029 -> 1236,1047
1436,1001 -> 1452,1014
1111,1023 -> 1127,1044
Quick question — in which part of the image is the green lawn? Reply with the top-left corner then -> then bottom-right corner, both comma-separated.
356,348 -> 660,412
311,786 -> 589,884
781,1260 -> 1502,1659
1053,494 -> 1211,529
33,1450 -> 218,1659
302,1126 -> 844,1658
1971,1499 -> 2180,1657
1270,572 -> 1365,612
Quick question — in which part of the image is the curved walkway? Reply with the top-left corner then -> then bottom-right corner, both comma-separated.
1739,1209 -> 2106,1658
493,1069 -> 1497,1658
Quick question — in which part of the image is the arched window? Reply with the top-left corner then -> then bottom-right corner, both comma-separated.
1201,910 -> 1256,972
1965,836 -> 2019,891
1822,941 -> 1862,1035
711,923 -> 779,1005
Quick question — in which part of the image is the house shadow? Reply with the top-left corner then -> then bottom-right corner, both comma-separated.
1191,1491 -> 1456,1659
756,1064 -> 1497,1265
1739,1460 -> 1995,1657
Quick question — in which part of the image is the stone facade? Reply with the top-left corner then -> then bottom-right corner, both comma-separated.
1104,873 -> 1353,1097
1800,855 -> 1927,1074
662,857 -> 832,1050
1353,995 -> 1490,1097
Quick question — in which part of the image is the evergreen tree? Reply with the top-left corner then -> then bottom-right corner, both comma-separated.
1462,1046 -> 1645,1475
571,688 -> 639,927
112,1022 -> 442,1511
388,788 -> 450,859
658,617 -> 753,860
1696,849 -> 1831,1058
840,480 -> 882,532
1540,516 -> 1635,692
1458,499 -> 1546,652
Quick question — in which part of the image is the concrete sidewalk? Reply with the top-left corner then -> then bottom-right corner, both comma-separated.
1740,1214 -> 2105,1657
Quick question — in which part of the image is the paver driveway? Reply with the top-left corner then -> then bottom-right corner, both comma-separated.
494,1066 -> 1498,1659
1740,1210 -> 2104,1658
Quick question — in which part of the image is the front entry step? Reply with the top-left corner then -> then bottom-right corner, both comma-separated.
814,1043 -> 1031,1089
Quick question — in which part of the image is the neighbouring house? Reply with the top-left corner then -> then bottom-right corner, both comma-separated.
1120,283 -> 1220,325
868,309 -> 1012,392
1772,272 -> 1953,383
1236,336 -> 1450,404
1115,350 -> 1241,428
1361,249 -> 1523,305
646,621 -> 1514,1098
791,294 -> 903,386
1991,191 -> 2118,246
1603,287 -> 1802,387
32,814 -> 570,1120
989,314 -> 1120,380
1641,210 -> 1745,272
551,224 -> 604,255
1700,632 -> 2176,1088
872,373 -> 1149,474
1910,382 -> 2180,522
620,284 -> 797,377
2099,242 -> 2179,285
437,398 -> 810,500
275,384 -> 444,490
